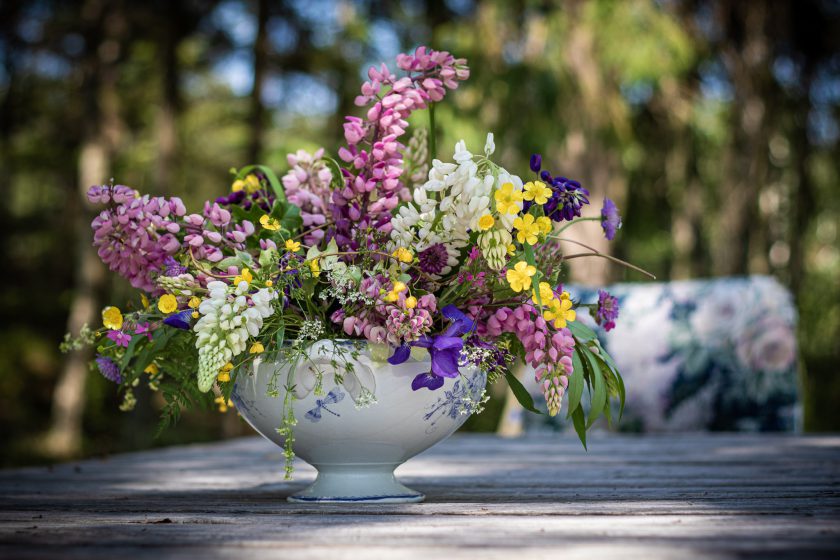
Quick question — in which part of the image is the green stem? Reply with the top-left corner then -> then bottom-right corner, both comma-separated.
428,102 -> 437,161
556,216 -> 601,235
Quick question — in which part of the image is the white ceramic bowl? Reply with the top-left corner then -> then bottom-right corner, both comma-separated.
231,340 -> 486,503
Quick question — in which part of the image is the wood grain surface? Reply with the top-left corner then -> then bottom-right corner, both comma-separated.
1,433 -> 839,559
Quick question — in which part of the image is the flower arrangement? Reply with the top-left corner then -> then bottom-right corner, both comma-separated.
67,46 -> 648,473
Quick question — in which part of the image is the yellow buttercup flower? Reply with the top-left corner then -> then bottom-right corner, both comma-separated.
191,311 -> 199,319
265,279 -> 273,287
478,214 -> 495,231
383,281 -> 408,303
536,216 -> 552,235
285,239 -> 301,252
102,306 -> 123,330
188,296 -> 201,309
512,213 -> 541,245
217,362 -> 233,382
234,268 -> 253,286
405,296 -> 418,309
157,294 -> 178,314
144,363 -> 159,375
522,181 -> 552,205
494,182 -> 523,215
507,243 -> 516,256
505,261 -> 537,293
531,281 -> 556,305
543,295 -> 577,328
392,247 -> 414,263
260,214 -> 281,231
309,258 -> 321,277
215,396 -> 233,413
249,342 -> 265,354
233,174 -> 261,194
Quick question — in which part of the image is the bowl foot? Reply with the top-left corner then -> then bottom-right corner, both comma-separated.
288,463 -> 424,504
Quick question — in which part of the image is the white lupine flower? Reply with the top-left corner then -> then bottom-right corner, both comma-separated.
390,137 -> 509,277
484,132 -> 495,156
194,281 -> 276,392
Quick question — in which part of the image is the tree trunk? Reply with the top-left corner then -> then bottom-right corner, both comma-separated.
155,25 -> 180,192
558,6 -> 629,286
247,0 -> 269,164
43,0 -> 125,458
711,0 -> 774,276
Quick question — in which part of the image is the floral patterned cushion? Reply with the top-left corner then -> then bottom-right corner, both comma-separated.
517,276 -> 800,433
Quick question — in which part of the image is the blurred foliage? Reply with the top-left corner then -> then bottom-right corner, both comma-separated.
1,0 -> 839,466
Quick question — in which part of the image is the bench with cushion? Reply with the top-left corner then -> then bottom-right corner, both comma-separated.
498,276 -> 800,435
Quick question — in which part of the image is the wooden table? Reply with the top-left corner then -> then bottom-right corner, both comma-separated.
1,433 -> 839,559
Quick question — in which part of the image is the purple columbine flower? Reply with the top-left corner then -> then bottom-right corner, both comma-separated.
530,154 -> 542,173
163,310 -> 192,330
594,289 -> 620,331
388,305 -> 476,391
95,355 -> 122,383
418,243 -> 450,275
106,330 -> 132,348
601,198 -> 622,241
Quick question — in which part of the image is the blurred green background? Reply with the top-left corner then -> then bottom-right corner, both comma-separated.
1,0 -> 839,467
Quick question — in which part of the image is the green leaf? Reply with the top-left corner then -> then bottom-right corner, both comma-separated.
323,156 -> 345,190
505,371 -> 543,415
216,256 -> 241,270
567,348 -> 585,417
235,250 -> 253,265
568,320 -> 597,342
581,345 -> 607,429
119,335 -> 143,371
571,404 -> 588,450
274,324 -> 285,349
236,164 -> 287,203
591,345 -> 626,421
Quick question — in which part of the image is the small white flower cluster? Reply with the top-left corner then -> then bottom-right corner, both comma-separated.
298,319 -> 325,341
194,281 -> 276,392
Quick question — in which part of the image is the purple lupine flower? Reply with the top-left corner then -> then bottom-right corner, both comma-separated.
594,289 -> 620,331
106,330 -> 132,348
529,154 -> 542,173
95,355 -> 122,383
417,243 -> 449,275
601,198 -> 622,240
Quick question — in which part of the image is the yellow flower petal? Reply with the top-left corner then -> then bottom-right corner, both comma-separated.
102,306 -> 123,330
478,214 -> 495,231
157,294 -> 178,314
249,342 -> 264,354
285,239 -> 301,252
260,214 -> 281,231
392,247 -> 414,263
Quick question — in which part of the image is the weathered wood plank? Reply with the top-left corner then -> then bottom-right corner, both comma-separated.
1,434 -> 839,559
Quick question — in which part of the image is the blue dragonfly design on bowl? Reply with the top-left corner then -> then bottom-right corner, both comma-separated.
305,387 -> 346,423
424,371 -> 486,430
